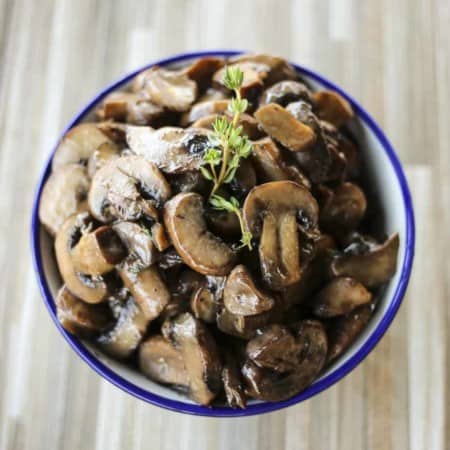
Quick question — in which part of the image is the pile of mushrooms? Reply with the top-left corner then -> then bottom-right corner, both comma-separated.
39,53 -> 399,408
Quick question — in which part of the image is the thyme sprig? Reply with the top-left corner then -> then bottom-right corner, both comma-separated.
200,66 -> 254,250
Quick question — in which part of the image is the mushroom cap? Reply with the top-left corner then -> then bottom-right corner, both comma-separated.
259,80 -> 312,107
39,164 -> 90,236
88,155 -> 171,222
164,192 -> 236,276
162,312 -> 222,405
243,181 -> 319,236
254,103 -> 316,152
126,126 -> 211,174
330,233 -> 400,288
119,266 -> 170,321
139,335 -> 189,387
52,123 -> 114,169
133,66 -> 198,112
56,285 -> 112,337
190,286 -> 217,323
55,213 -> 108,304
180,99 -> 230,126
313,277 -> 372,317
313,90 -> 354,127
222,350 -> 247,409
97,296 -> 148,359
182,56 -> 225,88
87,141 -> 120,178
224,265 -> 275,316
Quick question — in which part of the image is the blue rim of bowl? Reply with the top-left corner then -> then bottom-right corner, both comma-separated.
30,49 -> 415,417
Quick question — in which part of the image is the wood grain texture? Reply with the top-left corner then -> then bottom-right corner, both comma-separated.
0,1 -> 449,449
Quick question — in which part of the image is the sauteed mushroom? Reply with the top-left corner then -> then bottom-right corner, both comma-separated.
39,164 -> 90,235
243,181 -> 319,289
222,350 -> 247,409
330,233 -> 399,288
313,90 -> 354,128
259,80 -> 312,107
164,192 -> 236,275
162,313 -> 222,405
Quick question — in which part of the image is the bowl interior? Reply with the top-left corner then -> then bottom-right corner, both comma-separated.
33,51 -> 414,417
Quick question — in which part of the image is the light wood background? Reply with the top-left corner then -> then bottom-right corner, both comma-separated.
0,1 -> 449,449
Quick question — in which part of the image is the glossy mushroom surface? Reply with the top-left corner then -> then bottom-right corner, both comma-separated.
39,53 -> 400,408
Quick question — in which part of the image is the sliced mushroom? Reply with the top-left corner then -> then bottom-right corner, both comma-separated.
126,126 -> 210,174
113,221 -> 158,270
52,123 -> 115,169
56,285 -> 112,336
39,164 -> 90,236
55,213 -> 108,304
330,233 -> 399,288
139,335 -> 189,387
243,181 -> 319,290
228,54 -> 298,85
150,222 -> 171,251
87,141 -> 120,177
132,66 -> 197,112
254,103 -> 316,152
313,90 -> 354,128
162,313 -> 222,405
222,350 -> 247,408
96,121 -> 128,146
167,170 -> 209,195
246,324 -> 303,372
190,286 -> 217,323
191,112 -> 263,140
88,155 -> 171,222
97,296 -> 148,358
164,192 -> 236,275
242,320 -> 327,401
224,265 -> 275,316
327,304 -> 374,362
259,81 -> 312,107
252,137 -> 311,188
319,182 -> 367,233
96,91 -> 165,125
119,266 -> 170,321
70,226 -> 126,276
180,99 -> 230,126
313,277 -> 372,317
183,56 -> 225,89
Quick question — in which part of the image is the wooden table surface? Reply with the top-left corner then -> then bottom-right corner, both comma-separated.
0,1 -> 449,449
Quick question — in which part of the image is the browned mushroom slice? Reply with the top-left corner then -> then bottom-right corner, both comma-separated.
320,182 -> 367,232
254,103 -> 316,152
164,192 -> 236,276
222,350 -> 247,408
150,222 -> 171,252
56,285 -> 112,336
139,335 -> 189,387
313,90 -> 354,128
96,121 -> 128,145
183,56 -> 225,89
251,137 -> 310,187
330,233 -> 400,288
119,266 -> 170,321
87,141 -> 119,177
98,296 -> 148,358
162,313 -> 222,405
259,81 -> 312,107
113,221 -> 158,270
52,123 -> 115,169
224,265 -> 275,316
88,155 -> 171,222
192,112 -> 263,140
39,164 -> 90,236
132,67 -> 197,112
242,320 -> 327,401
198,87 -> 229,102
213,62 -> 268,98
246,324 -> 303,372
190,286 -> 217,323
180,99 -> 230,126
228,53 -> 298,85
55,213 -> 108,304
327,304 -> 374,361
126,126 -> 210,174
71,225 -> 126,276
313,277 -> 372,318
243,181 -> 319,290
96,91 -> 165,125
